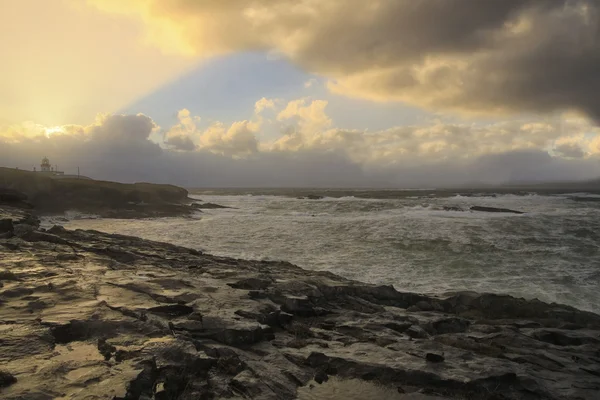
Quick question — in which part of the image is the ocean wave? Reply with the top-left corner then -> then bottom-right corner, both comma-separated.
60,192 -> 600,313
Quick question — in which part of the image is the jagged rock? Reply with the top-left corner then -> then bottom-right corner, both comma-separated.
230,370 -> 263,397
406,325 -> 429,339
120,360 -> 158,400
531,328 -> 599,346
97,338 -> 117,360
16,229 -> 69,244
47,225 -> 67,234
425,353 -> 444,363
248,290 -> 268,299
0,370 -> 17,388
281,295 -> 327,317
147,304 -> 194,318
277,311 -> 294,326
430,317 -> 470,334
228,277 -> 272,290
12,223 -> 35,238
314,368 -> 329,384
188,311 -> 204,322
0,218 -> 13,234
214,324 -> 275,346
415,300 -> 433,311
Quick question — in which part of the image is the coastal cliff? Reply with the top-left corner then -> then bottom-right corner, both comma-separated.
0,168 -> 194,218
1,206 -> 600,399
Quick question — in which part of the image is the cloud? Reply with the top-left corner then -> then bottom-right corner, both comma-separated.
554,143 -> 586,159
165,135 -> 197,151
304,78 -> 318,88
89,114 -> 157,143
254,97 -> 276,114
2,98 -> 600,187
200,120 -> 259,157
164,109 -> 200,151
277,99 -> 332,133
86,0 -> 600,120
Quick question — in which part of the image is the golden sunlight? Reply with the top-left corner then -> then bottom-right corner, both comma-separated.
44,126 -> 65,138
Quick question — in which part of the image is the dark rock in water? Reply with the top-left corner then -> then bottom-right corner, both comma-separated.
425,353 -> 445,363
306,195 -> 324,200
443,206 -> 464,212
0,370 -> 17,388
191,202 -> 230,209
470,206 -> 524,214
569,196 -> 600,203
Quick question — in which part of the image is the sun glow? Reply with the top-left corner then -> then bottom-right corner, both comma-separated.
44,126 -> 65,137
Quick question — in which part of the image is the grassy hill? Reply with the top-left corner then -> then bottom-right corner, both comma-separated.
0,167 -> 192,217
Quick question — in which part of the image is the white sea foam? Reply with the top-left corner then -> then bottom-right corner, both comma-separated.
61,191 -> 600,313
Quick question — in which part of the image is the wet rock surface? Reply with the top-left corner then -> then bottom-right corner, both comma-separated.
1,206 -> 600,399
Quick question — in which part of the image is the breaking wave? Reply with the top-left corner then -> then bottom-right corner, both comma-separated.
58,190 -> 600,313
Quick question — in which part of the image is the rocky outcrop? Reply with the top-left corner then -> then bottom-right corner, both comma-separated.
191,202 -> 231,209
0,167 -> 200,219
1,208 -> 599,399
442,205 -> 526,214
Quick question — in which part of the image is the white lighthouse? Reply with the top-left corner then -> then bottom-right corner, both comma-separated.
38,157 -> 64,176
40,157 -> 51,172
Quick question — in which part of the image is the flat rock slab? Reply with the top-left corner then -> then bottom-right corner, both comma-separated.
1,207 -> 600,399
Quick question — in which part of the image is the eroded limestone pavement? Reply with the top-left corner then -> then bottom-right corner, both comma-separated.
1,206 -> 600,399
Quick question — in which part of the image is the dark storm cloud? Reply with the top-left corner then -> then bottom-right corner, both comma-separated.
164,135 -> 197,151
554,143 -> 586,159
91,0 -> 600,120
321,0 -> 600,120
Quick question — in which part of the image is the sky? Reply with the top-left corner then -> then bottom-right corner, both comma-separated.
1,0 -> 600,187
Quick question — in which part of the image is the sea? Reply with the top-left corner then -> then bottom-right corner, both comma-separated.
50,189 -> 600,314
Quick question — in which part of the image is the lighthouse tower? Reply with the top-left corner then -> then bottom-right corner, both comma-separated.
41,157 -> 51,172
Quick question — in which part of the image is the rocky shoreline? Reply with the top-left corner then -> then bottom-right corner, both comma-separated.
1,205 -> 600,399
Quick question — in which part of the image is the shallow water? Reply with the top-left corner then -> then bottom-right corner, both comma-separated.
55,191 -> 600,313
